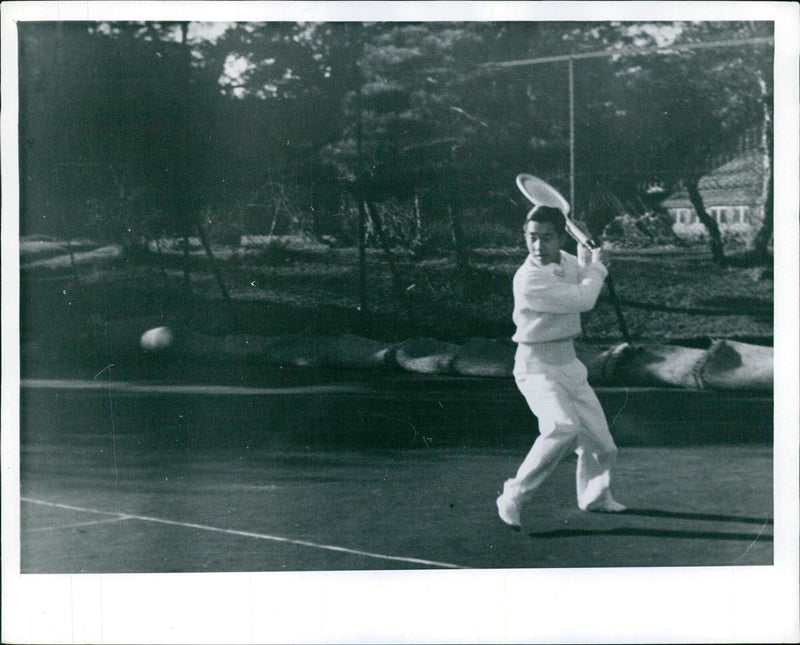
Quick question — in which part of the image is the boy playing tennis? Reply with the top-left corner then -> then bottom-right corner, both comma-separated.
496,205 -> 626,529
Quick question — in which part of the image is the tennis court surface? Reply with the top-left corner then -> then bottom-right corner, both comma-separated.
20,376 -> 773,572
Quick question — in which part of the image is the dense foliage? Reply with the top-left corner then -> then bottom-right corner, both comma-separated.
18,21 -> 773,261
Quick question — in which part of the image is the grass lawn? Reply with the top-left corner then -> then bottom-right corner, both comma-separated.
20,240 -> 773,350
177,244 -> 773,343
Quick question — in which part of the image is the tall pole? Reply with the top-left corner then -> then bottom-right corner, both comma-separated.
481,37 -> 774,215
568,56 -> 575,212
354,30 -> 368,330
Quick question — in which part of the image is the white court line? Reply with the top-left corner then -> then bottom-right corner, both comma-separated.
21,497 -> 464,570
24,516 -> 135,533
20,379 -> 370,397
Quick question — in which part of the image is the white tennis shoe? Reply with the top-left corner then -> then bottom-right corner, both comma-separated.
496,494 -> 521,529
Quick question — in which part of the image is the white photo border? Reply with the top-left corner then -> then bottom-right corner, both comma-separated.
3,2 -> 798,643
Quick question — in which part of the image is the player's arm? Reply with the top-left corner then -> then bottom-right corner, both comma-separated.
578,246 -> 610,273
517,261 -> 607,314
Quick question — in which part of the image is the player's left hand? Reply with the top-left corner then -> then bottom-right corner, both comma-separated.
592,247 -> 610,267
577,244 -> 593,266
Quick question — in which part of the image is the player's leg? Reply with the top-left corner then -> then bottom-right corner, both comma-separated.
498,367 -> 581,525
566,360 -> 626,512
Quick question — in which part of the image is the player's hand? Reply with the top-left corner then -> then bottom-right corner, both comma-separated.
592,247 -> 609,267
577,244 -> 593,266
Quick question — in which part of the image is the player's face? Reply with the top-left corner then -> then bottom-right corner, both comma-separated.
524,220 -> 563,266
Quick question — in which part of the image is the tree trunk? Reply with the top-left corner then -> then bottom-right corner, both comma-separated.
448,202 -> 470,275
686,178 -> 726,265
365,201 -> 414,330
357,195 -> 369,326
750,70 -> 773,265
182,234 -> 192,291
179,232 -> 195,326
752,170 -> 773,264
412,189 -> 422,255
196,220 -> 238,329
177,22 -> 197,319
353,29 -> 369,332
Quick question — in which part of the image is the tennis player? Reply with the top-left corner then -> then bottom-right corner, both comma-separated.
496,205 -> 626,529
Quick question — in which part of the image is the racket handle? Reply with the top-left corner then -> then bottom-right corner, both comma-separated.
565,218 -> 595,249
566,220 -> 632,344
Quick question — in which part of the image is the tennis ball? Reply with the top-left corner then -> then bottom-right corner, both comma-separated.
140,326 -> 174,351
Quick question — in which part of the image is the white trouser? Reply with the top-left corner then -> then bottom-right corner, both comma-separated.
502,349 -> 618,511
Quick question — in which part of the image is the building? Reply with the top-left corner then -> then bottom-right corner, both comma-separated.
662,149 -> 768,244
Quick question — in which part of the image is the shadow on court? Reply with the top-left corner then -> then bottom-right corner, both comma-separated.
528,527 -> 772,542
617,507 -> 773,525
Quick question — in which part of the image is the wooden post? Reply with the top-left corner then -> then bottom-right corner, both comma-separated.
568,56 -> 575,212
357,196 -> 368,325
196,221 -> 238,329
354,30 -> 369,329
412,189 -> 422,253
448,202 -> 469,275
365,201 -> 414,329
182,234 -> 191,292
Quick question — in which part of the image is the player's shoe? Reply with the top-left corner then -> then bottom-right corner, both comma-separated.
583,495 -> 627,513
496,494 -> 521,529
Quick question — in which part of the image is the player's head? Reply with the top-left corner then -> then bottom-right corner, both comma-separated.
524,205 -> 567,233
523,205 -> 566,266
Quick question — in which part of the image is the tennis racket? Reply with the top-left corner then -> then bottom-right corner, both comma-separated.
515,173 -> 632,344
516,174 -> 593,249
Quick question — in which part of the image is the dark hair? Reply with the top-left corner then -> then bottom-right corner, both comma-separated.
524,205 -> 566,233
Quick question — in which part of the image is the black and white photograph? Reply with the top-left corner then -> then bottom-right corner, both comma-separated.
2,1 -> 798,643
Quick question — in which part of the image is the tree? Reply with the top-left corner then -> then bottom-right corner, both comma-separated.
22,20 -> 771,267
198,22 -> 358,230
320,23 -> 578,269
601,21 -> 773,263
475,21 -> 773,262
18,21 -> 225,245
750,68 -> 773,264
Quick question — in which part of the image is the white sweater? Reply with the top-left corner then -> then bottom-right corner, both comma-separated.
511,250 -> 608,345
